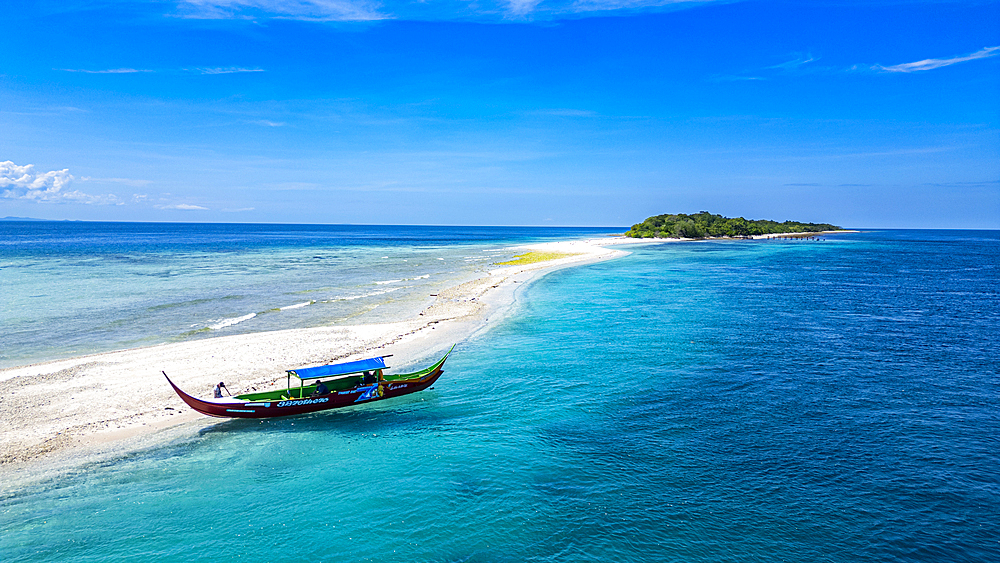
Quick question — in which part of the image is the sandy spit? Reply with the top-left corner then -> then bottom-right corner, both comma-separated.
0,236 -> 665,479
751,230 -> 860,239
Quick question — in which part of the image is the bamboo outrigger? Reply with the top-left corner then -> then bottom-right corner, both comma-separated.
164,346 -> 453,419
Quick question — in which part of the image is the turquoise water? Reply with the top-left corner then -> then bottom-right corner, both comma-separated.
2,229 -> 998,561
0,223 -> 617,368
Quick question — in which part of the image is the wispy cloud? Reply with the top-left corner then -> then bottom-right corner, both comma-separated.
874,46 -> 1000,73
715,52 -> 818,81
565,0 -> 715,14
506,0 -> 542,16
765,54 -> 817,71
157,203 -> 209,210
59,66 -> 269,76
721,46 -> 998,81
194,67 -> 266,74
0,161 -> 121,204
56,68 -> 153,74
179,0 -> 386,21
177,0 -> 721,21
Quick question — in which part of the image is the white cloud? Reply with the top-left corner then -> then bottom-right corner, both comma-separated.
875,46 -> 1000,73
0,161 -> 72,199
180,0 -> 386,21
0,160 -> 121,204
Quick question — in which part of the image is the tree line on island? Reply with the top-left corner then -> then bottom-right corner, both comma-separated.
626,211 -> 841,239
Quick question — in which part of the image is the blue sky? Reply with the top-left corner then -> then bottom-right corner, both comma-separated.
1,0 -> 998,227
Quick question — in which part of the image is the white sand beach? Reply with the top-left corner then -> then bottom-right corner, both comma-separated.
751,230 -> 859,239
0,236 -> 668,477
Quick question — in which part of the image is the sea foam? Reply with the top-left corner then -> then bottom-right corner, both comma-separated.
208,312 -> 257,330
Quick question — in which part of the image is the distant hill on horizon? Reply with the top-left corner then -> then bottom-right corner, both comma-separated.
627,211 -> 841,239
1,216 -> 50,221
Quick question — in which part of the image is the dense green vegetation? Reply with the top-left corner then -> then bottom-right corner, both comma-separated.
626,211 -> 841,239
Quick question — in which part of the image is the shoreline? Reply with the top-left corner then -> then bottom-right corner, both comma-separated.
622,229 -> 858,241
0,230 -> 852,482
0,236 -> 663,482
751,229 -> 860,239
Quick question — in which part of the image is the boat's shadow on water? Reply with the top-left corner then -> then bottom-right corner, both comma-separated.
195,391 -> 458,438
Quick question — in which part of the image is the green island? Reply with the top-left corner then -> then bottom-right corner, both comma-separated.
495,251 -> 581,266
626,211 -> 841,239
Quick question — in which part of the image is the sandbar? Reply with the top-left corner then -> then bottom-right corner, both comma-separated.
0,236 -> 667,481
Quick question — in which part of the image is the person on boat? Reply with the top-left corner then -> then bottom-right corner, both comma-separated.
363,371 -> 375,384
312,380 -> 329,397
213,382 -> 227,398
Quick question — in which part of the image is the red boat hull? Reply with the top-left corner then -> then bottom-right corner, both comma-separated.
164,360 -> 446,419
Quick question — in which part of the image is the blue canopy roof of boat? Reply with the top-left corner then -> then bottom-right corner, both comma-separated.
287,357 -> 387,380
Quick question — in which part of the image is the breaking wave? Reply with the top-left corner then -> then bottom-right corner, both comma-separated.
327,287 -> 404,301
374,274 -> 430,285
208,312 -> 257,330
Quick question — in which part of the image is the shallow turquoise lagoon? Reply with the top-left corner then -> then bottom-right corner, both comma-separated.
0,223 -> 616,368
2,230 -> 998,561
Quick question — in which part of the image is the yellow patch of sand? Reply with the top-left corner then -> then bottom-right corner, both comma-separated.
494,251 -> 581,266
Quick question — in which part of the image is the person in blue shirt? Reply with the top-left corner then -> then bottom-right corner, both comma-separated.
312,380 -> 329,397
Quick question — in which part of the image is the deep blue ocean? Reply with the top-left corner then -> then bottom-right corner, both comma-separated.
2,227 -> 998,562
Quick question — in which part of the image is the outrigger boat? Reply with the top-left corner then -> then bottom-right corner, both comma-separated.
163,346 -> 452,419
